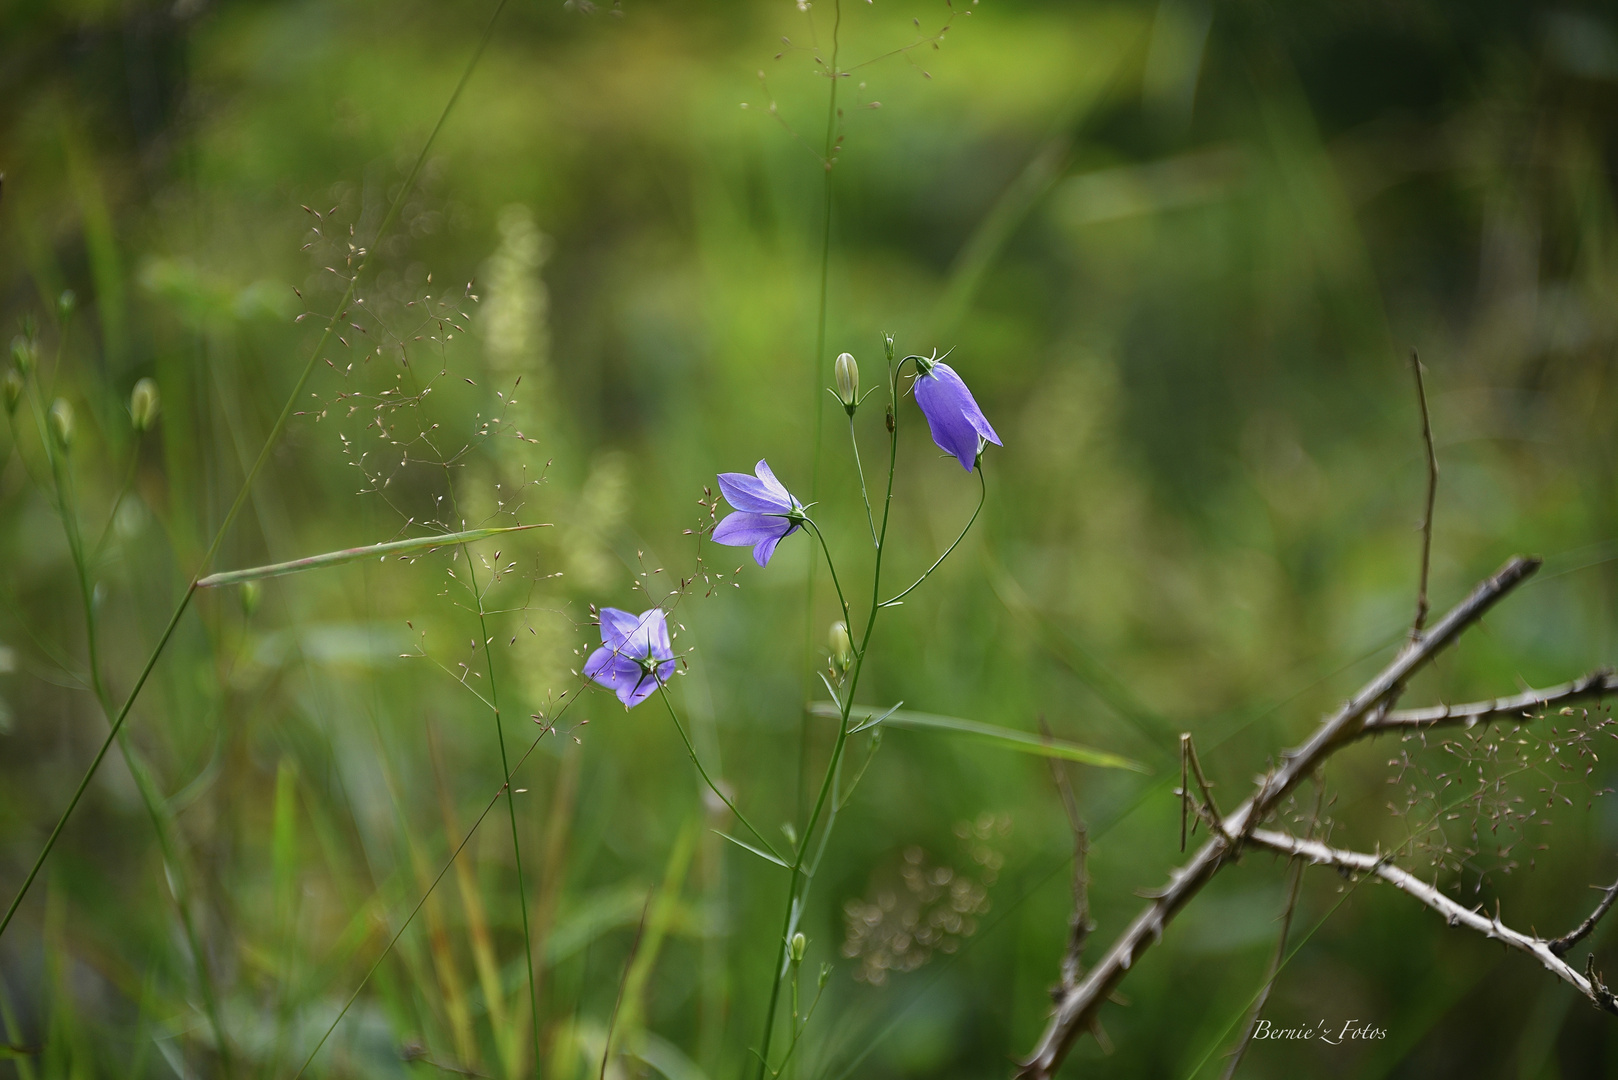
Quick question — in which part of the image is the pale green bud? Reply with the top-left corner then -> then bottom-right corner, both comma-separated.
10,336 -> 35,375
1,371 -> 21,417
57,290 -> 76,320
130,377 -> 160,432
240,580 -> 263,618
789,932 -> 807,963
834,352 -> 858,412
829,621 -> 853,676
49,398 -> 73,448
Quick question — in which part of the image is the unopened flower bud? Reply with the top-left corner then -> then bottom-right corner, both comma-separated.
834,352 -> 858,413
57,290 -> 76,320
829,621 -> 853,676
49,398 -> 73,448
789,932 -> 807,962
10,336 -> 35,375
1,371 -> 21,417
240,580 -> 262,618
130,377 -> 160,432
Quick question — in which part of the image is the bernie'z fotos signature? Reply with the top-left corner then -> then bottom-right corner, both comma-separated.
1252,1019 -> 1387,1045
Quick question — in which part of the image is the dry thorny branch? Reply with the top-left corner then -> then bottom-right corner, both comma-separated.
1017,361 -> 1618,1078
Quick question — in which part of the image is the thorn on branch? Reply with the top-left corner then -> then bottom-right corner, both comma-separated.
1180,733 -> 1228,841
1586,954 -> 1618,1014
1550,874 -> 1618,958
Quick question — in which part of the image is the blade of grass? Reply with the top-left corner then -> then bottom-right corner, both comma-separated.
0,0 -> 516,944
714,831 -> 790,869
196,525 -> 544,588
0,979 -> 39,1080
29,375 -> 235,1073
531,742 -> 582,1055
431,722 -> 516,1078
615,818 -> 700,1042
807,703 -> 1148,772
462,546 -> 543,1079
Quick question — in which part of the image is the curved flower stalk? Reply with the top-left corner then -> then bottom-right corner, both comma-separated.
913,351 -> 1001,472
742,335 -> 1003,1075
713,458 -> 806,566
584,607 -> 677,708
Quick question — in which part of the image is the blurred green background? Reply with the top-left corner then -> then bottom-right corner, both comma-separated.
5,0 -> 1618,1076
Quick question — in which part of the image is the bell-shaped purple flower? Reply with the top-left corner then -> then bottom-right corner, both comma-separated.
584,607 -> 677,708
712,458 -> 804,567
913,356 -> 1001,472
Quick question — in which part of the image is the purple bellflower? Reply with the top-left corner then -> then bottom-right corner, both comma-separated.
712,459 -> 805,567
913,354 -> 1001,472
584,607 -> 677,708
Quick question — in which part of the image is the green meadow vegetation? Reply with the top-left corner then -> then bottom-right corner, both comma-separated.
5,1 -> 1618,1077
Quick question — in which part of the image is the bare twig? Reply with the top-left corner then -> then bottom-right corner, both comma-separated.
1358,669 -> 1618,738
1016,556 -> 1540,1079
1409,349 -> 1439,639
1221,781 -> 1323,1080
1246,829 -> 1618,1015
1549,875 -> 1618,958
1042,717 -> 1092,994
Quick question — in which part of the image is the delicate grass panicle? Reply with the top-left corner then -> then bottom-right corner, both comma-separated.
5,3 -> 1618,1079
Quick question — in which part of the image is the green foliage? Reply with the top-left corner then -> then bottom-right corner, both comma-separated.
4,1 -> 1618,1078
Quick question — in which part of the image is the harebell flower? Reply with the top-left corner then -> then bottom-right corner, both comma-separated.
712,458 -> 806,566
584,607 -> 677,708
913,352 -> 1001,472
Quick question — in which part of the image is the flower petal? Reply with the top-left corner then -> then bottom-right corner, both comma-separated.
619,668 -> 661,708
915,365 -> 988,470
752,531 -> 784,567
933,362 -> 1002,448
597,607 -> 641,650
583,644 -> 617,682
637,607 -> 673,662
752,459 -> 795,507
714,511 -> 791,549
718,470 -> 790,514
585,647 -> 661,709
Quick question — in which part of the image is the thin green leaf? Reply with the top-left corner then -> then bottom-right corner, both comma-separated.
713,830 -> 790,868
848,700 -> 904,735
809,703 -> 1149,773
196,524 -> 545,588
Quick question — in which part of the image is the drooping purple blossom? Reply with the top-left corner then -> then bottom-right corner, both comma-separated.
913,356 -> 1001,472
712,458 -> 804,567
584,607 -> 677,708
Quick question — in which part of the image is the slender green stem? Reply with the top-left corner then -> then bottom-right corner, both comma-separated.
801,519 -> 852,630
756,351 -> 911,1079
31,382 -> 235,1074
772,970 -> 829,1079
659,686 -> 787,863
847,417 -> 877,545
0,584 -> 194,942
463,548 -> 542,1078
879,465 -> 986,608
798,0 -> 844,827
91,445 -> 140,563
790,962 -> 801,1080
0,0 -> 513,943
293,694 -> 578,1080
807,0 -> 842,504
